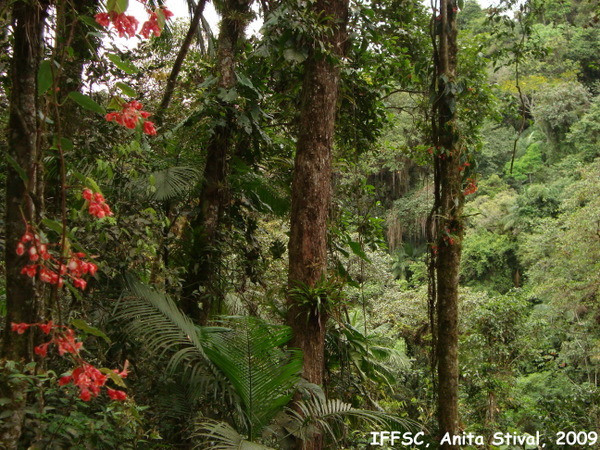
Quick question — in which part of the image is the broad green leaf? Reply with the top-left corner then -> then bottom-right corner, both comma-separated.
106,53 -> 138,74
60,137 -> 74,152
107,0 -> 128,14
38,59 -> 53,95
6,154 -> 28,183
71,319 -> 112,344
84,177 -> 101,193
68,91 -> 106,115
116,82 -> 137,98
41,218 -> 65,235
79,14 -> 103,29
100,368 -> 127,387
348,240 -> 371,263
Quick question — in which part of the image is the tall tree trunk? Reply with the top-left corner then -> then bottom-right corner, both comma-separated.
429,0 -> 462,447
180,0 -> 251,324
1,1 -> 48,448
286,0 -> 348,448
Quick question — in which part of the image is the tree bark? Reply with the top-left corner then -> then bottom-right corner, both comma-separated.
2,0 -> 48,361
286,0 -> 348,448
1,2 -> 49,448
430,0 -> 462,447
180,0 -> 251,324
155,0 -> 208,125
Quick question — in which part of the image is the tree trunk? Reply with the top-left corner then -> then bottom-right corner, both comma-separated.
1,1 -> 49,448
2,0 -> 48,361
180,0 -> 251,324
286,0 -> 348,448
155,0 -> 208,125
430,0 -> 462,446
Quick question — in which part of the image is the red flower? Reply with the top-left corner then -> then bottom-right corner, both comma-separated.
21,265 -> 38,277
38,321 -> 54,335
16,242 -> 25,256
140,13 -> 162,38
34,342 -> 50,357
73,278 -> 87,290
83,188 -> 113,219
107,389 -> 127,401
11,323 -> 31,334
82,188 -> 93,201
58,375 -> 72,386
94,12 -> 111,27
56,329 -> 83,356
143,121 -> 157,135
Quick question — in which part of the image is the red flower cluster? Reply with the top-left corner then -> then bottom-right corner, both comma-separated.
105,101 -> 156,136
95,12 -> 139,38
458,161 -> 471,172
95,6 -> 173,39
17,226 -> 98,290
82,188 -> 113,218
141,8 -> 174,38
11,321 -> 128,402
464,177 -> 478,196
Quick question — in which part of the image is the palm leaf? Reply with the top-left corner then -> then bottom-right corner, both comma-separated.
204,316 -> 302,441
150,166 -> 202,201
280,388 -> 418,445
194,419 -> 275,450
114,277 -> 221,378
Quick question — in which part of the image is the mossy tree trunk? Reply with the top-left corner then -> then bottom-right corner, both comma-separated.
286,0 -> 349,448
429,0 -> 462,446
1,1 -> 49,448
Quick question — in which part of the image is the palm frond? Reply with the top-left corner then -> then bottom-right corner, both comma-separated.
114,277 -> 220,377
150,166 -> 202,201
278,386 -> 418,445
204,316 -> 302,440
193,419 -> 275,450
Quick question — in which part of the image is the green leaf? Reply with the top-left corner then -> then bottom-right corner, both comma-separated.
79,14 -> 103,30
283,48 -> 307,63
60,137 -> 74,152
116,82 -> 137,98
71,319 -> 112,344
99,368 -> 127,387
41,218 -> 65,235
106,53 -> 138,74
348,240 -> 371,263
6,154 -> 28,183
38,59 -> 53,95
68,91 -> 106,115
107,0 -> 129,14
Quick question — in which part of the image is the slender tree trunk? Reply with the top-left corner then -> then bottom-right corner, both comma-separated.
286,0 -> 348,449
155,0 -> 208,125
429,0 -> 462,446
1,2 -> 49,448
180,0 -> 250,323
